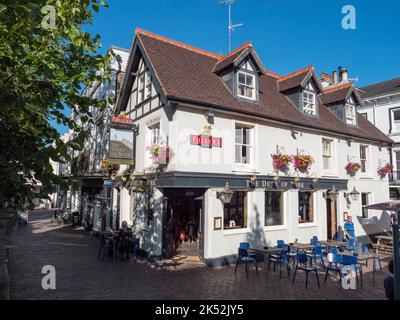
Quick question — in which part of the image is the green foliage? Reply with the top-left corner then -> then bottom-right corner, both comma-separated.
0,0 -> 111,210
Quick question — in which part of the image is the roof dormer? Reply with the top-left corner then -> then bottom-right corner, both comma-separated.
320,83 -> 362,126
213,42 -> 266,102
278,66 -> 323,116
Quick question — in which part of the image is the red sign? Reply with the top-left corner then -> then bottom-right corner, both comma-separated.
190,135 -> 222,148
111,116 -> 133,125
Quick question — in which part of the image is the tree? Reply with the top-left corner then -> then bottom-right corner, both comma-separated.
0,0 -> 111,211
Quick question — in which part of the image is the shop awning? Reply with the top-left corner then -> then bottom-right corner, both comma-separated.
366,200 -> 400,211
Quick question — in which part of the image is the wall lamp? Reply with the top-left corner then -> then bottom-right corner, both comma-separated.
344,186 -> 360,201
216,182 -> 234,204
323,185 -> 340,202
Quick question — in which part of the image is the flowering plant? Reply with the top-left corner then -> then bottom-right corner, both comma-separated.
100,159 -> 111,170
377,163 -> 393,178
345,162 -> 361,175
147,144 -> 160,157
292,153 -> 314,173
271,153 -> 292,172
146,144 -> 174,164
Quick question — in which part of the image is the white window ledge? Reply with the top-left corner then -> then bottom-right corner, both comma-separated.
264,225 -> 288,232
223,228 -> 250,236
298,223 -> 318,228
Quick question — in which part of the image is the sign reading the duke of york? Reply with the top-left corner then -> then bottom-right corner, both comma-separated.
246,179 -> 305,189
190,135 -> 222,148
111,116 -> 133,125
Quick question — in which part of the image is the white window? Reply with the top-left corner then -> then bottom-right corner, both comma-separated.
302,91 -> 316,115
145,71 -> 152,99
345,104 -> 356,125
361,193 -> 371,218
360,145 -> 368,173
322,138 -> 333,171
138,73 -> 145,104
150,124 -> 160,145
235,124 -> 252,164
237,72 -> 256,100
392,109 -> 400,132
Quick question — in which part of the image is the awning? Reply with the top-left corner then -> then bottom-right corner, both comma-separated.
366,200 -> 400,211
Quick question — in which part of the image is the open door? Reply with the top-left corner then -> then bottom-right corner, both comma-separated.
326,197 -> 338,239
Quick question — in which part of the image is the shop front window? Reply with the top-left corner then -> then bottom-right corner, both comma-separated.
224,191 -> 247,229
298,191 -> 314,223
265,191 -> 284,226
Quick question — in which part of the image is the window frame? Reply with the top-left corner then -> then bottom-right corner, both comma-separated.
391,108 -> 400,133
264,190 -> 284,227
237,71 -> 256,101
223,191 -> 247,230
361,192 -> 371,219
322,138 -> 333,172
360,144 -> 369,174
234,123 -> 253,165
302,90 -> 317,115
345,104 -> 357,125
298,191 -> 314,224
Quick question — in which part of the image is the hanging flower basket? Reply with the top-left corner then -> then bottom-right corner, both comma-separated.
271,153 -> 292,172
146,144 -> 174,165
345,162 -> 361,176
377,163 -> 392,178
292,153 -> 314,173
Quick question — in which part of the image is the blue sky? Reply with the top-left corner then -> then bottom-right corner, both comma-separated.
56,0 -> 400,133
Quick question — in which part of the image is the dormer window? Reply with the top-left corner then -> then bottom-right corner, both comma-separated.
302,91 -> 316,115
345,104 -> 356,125
237,71 -> 256,100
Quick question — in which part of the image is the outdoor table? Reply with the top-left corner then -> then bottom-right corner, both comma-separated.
290,242 -> 312,251
341,251 -> 381,282
320,240 -> 348,248
249,246 -> 282,278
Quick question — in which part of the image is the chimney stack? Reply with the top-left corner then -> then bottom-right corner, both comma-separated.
333,70 -> 338,84
340,67 -> 348,83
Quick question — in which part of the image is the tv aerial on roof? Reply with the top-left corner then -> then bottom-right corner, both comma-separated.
219,0 -> 244,53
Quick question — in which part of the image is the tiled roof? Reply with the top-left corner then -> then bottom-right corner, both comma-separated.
131,29 -> 392,144
213,42 -> 252,73
320,83 -> 354,105
360,77 -> 400,99
278,66 -> 314,92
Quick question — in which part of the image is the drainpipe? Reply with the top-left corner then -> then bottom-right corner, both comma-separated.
364,98 -> 377,127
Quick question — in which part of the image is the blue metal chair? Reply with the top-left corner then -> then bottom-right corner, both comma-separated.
329,247 -> 338,254
324,253 -> 343,285
307,245 -> 326,270
235,245 -> 258,278
362,244 -> 382,271
277,240 -> 285,248
269,240 -> 285,272
293,252 -> 320,288
342,254 -> 362,288
276,245 -> 291,279
239,242 -> 256,258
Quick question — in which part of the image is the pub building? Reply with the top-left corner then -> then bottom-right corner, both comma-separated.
110,28 -> 392,265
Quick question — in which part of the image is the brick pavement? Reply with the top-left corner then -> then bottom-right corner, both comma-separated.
8,209 -> 391,300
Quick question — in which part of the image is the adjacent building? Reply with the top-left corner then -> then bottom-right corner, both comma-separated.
109,29 -> 392,264
359,77 -> 400,199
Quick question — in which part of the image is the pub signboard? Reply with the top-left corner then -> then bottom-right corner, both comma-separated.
108,115 -> 137,165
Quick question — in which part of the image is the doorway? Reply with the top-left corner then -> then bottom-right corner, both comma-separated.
162,189 -> 205,260
326,197 -> 337,240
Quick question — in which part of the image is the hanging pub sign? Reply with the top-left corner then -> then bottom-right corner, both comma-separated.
108,114 -> 137,165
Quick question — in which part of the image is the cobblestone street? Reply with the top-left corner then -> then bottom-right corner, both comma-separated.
8,210 -> 391,300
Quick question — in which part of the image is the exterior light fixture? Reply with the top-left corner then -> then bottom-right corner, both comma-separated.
133,186 -> 145,194
344,186 -> 360,201
327,185 -> 340,202
217,182 -> 234,204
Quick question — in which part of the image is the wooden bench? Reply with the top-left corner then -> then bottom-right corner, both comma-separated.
373,235 -> 393,254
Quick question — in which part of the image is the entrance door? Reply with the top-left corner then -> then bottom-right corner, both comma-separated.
326,197 -> 337,239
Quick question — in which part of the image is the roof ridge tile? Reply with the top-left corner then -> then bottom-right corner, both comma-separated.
278,65 -> 314,81
135,28 -> 223,60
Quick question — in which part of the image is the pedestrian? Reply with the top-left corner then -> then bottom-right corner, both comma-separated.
343,215 -> 355,240
384,260 -> 395,300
